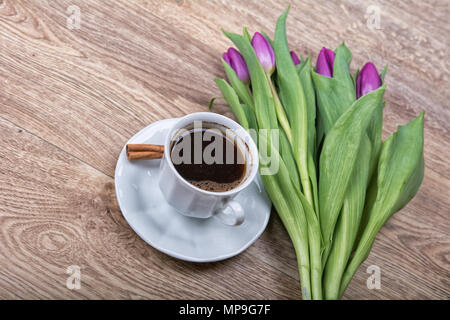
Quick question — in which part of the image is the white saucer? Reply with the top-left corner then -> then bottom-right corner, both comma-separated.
114,118 -> 271,262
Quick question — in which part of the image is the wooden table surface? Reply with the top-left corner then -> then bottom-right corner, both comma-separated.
0,0 -> 449,300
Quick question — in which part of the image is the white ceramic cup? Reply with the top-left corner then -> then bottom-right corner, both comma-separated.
158,112 -> 259,226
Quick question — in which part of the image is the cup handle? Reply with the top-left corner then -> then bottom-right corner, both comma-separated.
214,200 -> 245,226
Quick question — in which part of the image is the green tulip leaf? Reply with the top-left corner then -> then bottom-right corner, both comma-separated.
319,84 -> 386,262
340,112 -> 425,296
214,78 -> 249,130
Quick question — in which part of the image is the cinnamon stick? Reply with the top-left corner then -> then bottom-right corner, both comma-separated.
126,144 -> 164,153
126,144 -> 164,160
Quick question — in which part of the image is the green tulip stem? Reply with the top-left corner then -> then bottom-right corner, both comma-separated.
265,72 -> 292,144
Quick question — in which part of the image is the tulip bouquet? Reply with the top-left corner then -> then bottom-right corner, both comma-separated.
211,8 -> 424,299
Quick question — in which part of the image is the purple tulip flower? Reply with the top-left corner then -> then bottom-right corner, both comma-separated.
356,62 -> 382,98
316,47 -> 335,77
223,48 -> 250,84
290,51 -> 301,66
251,32 -> 275,74
222,51 -> 231,65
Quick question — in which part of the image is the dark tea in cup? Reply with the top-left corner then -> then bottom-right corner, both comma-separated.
170,123 -> 246,192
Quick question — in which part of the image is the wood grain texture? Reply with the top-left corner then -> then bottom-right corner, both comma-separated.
0,0 -> 448,299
